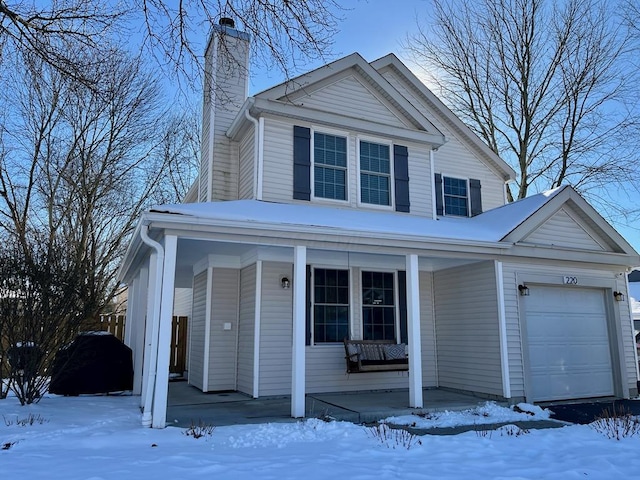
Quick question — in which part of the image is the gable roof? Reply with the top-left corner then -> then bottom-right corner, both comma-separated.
370,54 -> 516,182
256,53 -> 442,134
227,53 -> 447,147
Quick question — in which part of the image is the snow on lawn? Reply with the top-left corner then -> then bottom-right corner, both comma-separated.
1,394 -> 640,479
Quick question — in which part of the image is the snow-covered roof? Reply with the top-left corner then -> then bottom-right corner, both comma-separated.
150,187 -> 566,244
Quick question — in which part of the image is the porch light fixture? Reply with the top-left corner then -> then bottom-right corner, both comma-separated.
281,277 -> 291,289
613,291 -> 625,302
518,284 -> 530,296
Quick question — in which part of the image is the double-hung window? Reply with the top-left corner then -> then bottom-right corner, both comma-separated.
443,176 -> 469,217
313,268 -> 349,343
314,132 -> 347,201
361,271 -> 396,341
360,141 -> 391,206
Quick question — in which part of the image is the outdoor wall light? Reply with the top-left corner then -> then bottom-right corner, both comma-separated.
518,284 -> 530,296
613,291 -> 625,302
281,277 -> 291,289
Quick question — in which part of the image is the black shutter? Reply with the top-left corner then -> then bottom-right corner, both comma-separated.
469,179 -> 482,216
398,270 -> 408,345
434,173 -> 444,216
293,126 -> 311,201
305,265 -> 312,345
394,145 -> 410,212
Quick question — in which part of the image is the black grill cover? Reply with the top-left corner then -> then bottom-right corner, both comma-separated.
49,332 -> 133,395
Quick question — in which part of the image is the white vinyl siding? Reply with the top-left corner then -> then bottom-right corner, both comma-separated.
502,262 -> 637,399
237,264 -> 256,395
258,262 -> 294,396
173,288 -> 192,317
296,75 -> 408,128
188,271 -> 207,390
380,69 -> 506,211
262,117 -> 294,202
238,128 -> 255,199
522,208 -> 606,250
208,268 -> 239,391
434,262 -> 503,397
420,271 -> 438,386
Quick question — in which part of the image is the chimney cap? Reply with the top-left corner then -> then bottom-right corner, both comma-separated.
219,17 -> 235,28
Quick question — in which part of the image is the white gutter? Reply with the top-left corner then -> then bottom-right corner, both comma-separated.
139,224 -> 165,427
244,103 -> 264,200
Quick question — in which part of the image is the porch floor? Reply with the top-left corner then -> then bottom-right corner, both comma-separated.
166,381 -> 504,427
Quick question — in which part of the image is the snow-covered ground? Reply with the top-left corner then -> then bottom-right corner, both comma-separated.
1,394 -> 640,479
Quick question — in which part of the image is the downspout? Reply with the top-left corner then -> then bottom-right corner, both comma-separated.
244,100 -> 263,200
140,224 -> 165,427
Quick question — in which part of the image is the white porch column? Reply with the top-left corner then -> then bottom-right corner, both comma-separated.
494,261 -> 512,399
141,252 -> 160,415
129,266 -> 149,396
151,235 -> 177,428
291,246 -> 307,418
406,254 -> 423,408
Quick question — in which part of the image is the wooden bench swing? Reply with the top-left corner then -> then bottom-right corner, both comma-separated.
343,338 -> 409,373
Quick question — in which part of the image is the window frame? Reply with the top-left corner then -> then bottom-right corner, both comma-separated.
356,136 -> 395,210
310,266 -> 351,345
311,127 -> 350,204
360,269 -> 400,342
441,174 -> 470,217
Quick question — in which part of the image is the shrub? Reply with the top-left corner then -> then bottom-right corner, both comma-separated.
184,420 -> 215,439
591,406 -> 640,440
367,423 -> 422,450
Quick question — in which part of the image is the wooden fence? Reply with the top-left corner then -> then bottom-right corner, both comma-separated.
93,314 -> 189,375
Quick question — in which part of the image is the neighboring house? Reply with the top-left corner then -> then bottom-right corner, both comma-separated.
119,20 -> 640,428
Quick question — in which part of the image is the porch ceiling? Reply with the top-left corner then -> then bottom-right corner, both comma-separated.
173,238 -> 482,287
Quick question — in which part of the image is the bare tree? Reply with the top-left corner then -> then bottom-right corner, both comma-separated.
1,1 -> 342,88
406,0 -> 640,211
0,47 -> 170,402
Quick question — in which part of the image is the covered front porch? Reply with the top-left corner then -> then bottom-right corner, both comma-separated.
166,381 -> 503,427
120,201 -> 515,428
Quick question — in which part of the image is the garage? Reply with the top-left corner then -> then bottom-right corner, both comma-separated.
524,285 -> 614,402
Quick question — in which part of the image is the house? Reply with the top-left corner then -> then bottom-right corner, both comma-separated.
118,19 -> 640,428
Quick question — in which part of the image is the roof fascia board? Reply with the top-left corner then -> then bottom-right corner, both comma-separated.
371,54 -> 516,181
256,53 -> 443,137
248,97 -> 446,147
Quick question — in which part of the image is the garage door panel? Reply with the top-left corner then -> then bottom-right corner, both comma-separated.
525,286 -> 614,402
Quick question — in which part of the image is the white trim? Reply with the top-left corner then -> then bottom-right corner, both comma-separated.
356,135 -> 395,211
245,108 -> 260,200
359,268 -> 399,342
439,174 -> 471,218
430,150 -> 437,219
252,260 -> 262,398
625,275 -> 640,381
310,126 -> 351,204
291,246 -> 307,418
151,234 -> 177,429
309,265 -> 351,345
494,261 -> 512,399
131,266 -> 149,396
257,117 -> 265,200
202,267 -> 213,391
406,254 -> 423,408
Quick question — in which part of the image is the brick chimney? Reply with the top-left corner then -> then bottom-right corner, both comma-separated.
199,18 -> 250,202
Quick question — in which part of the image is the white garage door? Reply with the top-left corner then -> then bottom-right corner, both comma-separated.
524,286 -> 614,402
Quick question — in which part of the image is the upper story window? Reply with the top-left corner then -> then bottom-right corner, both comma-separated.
443,176 -> 469,217
360,141 -> 391,206
313,132 -> 347,201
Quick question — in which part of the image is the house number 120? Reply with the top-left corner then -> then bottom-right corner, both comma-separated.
563,276 -> 578,284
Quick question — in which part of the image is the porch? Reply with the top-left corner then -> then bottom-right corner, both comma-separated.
166,381 -> 501,427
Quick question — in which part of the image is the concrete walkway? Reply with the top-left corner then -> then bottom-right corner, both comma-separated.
165,381 -> 563,433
